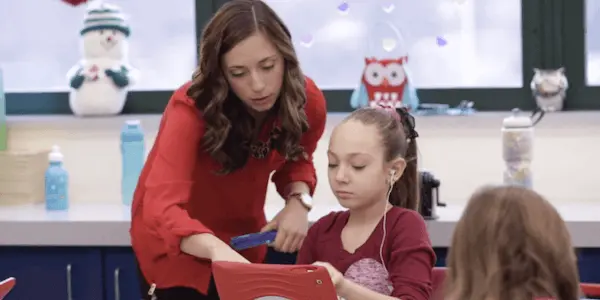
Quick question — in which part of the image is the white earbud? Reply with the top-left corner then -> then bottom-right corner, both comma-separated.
389,170 -> 396,185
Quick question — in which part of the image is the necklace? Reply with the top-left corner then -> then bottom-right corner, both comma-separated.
244,126 -> 282,159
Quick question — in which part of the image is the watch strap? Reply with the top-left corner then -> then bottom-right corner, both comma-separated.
287,192 -> 313,211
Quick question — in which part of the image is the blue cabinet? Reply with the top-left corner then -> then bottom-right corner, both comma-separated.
0,247 -> 104,300
0,246 -> 598,300
102,248 -> 142,300
434,248 -> 600,284
0,247 -> 141,300
434,248 -> 448,267
579,249 -> 600,283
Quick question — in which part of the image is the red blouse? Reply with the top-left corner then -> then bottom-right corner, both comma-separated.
296,207 -> 436,300
130,77 -> 327,294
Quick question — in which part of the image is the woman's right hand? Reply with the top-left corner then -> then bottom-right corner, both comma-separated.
181,233 -> 249,263
210,245 -> 250,264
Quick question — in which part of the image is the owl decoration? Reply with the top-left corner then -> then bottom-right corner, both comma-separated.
62,0 -> 87,6
350,56 -> 419,110
530,67 -> 568,112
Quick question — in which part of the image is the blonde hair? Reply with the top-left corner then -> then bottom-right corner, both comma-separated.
445,185 -> 580,300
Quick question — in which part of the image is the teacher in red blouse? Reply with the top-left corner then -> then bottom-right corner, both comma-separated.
129,1 -> 327,299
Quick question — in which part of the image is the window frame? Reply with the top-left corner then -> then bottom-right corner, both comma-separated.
5,0 -> 553,114
4,0 -> 215,115
563,0 -> 600,109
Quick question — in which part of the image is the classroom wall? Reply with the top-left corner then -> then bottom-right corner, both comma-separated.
4,112 -> 599,207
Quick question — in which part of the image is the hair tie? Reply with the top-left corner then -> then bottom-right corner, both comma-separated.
376,104 -> 419,140
395,107 -> 419,141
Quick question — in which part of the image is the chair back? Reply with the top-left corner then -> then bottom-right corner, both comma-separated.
212,262 -> 338,300
581,283 -> 600,298
0,278 -> 16,300
432,267 -> 447,300
428,268 -> 600,299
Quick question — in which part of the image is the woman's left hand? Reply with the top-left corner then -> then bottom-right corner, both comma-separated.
261,199 -> 309,253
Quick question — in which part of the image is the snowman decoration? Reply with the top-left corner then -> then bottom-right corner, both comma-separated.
66,1 -> 139,117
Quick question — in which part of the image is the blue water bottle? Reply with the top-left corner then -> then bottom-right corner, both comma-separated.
121,120 -> 145,205
45,145 -> 69,210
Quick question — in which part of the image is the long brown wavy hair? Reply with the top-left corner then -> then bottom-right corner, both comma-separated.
187,0 -> 308,174
445,185 -> 581,300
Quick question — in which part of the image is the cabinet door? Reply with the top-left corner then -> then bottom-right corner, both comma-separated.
578,248 -> 600,283
103,248 -> 142,300
0,247 -> 103,300
433,248 -> 448,267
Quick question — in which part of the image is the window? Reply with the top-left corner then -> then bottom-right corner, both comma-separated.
586,0 -> 600,86
0,0 -> 196,92
264,0 -> 523,89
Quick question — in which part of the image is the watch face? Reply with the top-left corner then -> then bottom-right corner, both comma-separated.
300,194 -> 313,206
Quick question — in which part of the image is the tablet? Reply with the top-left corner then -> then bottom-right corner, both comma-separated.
0,277 -> 16,300
230,230 -> 277,251
213,262 -> 338,299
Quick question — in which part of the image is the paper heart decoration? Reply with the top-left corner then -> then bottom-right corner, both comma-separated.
62,0 -> 87,6
337,1 -> 350,15
436,36 -> 448,47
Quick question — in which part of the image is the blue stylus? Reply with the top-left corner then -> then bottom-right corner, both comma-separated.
230,230 -> 277,251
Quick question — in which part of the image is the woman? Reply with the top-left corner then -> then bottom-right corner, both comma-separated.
129,0 -> 327,299
445,185 -> 581,300
297,107 -> 435,300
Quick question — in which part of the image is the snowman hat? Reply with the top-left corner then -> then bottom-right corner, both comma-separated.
80,2 -> 130,37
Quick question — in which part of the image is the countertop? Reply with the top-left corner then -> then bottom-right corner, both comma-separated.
0,202 -> 598,248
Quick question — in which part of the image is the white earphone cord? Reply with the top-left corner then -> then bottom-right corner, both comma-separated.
379,174 -> 394,275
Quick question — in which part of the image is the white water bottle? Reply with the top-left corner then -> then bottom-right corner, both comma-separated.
501,108 -> 534,188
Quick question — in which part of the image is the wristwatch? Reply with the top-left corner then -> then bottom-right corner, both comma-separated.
287,192 -> 313,212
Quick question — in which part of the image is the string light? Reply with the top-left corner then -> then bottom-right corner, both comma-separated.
382,38 -> 397,52
294,1 -> 451,50
381,2 -> 395,13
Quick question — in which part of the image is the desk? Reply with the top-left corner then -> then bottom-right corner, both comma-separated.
0,203 -> 598,300
0,203 -> 598,247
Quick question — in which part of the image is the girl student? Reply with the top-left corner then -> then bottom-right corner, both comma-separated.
445,185 -> 581,300
297,106 -> 435,300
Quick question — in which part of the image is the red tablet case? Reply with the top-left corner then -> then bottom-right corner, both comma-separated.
0,277 -> 15,300
212,262 -> 338,300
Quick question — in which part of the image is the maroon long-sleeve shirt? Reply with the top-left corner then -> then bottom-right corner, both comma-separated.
297,207 -> 436,300
130,77 -> 327,294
